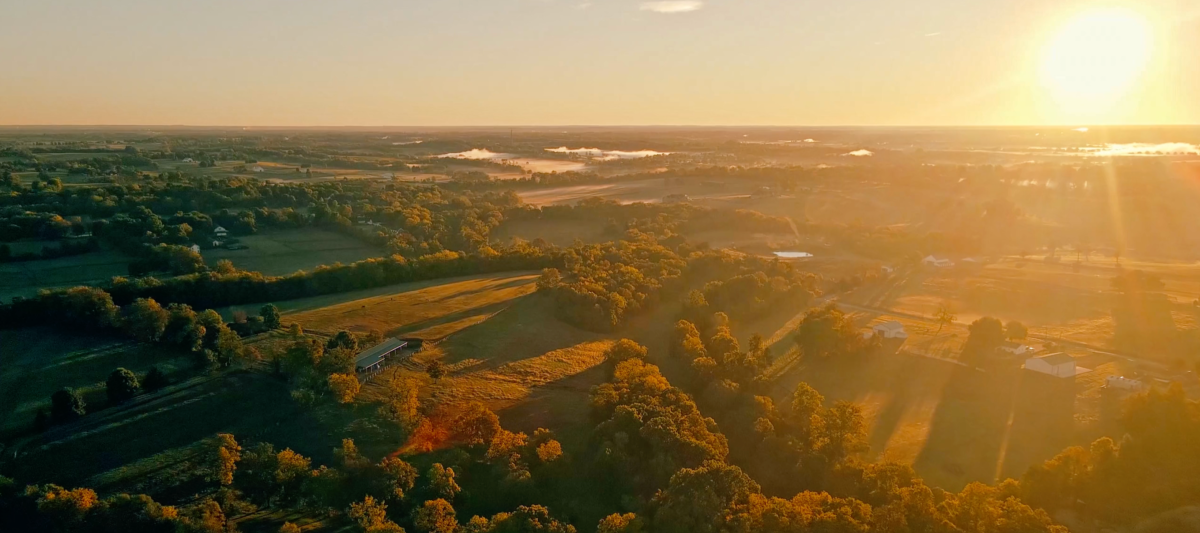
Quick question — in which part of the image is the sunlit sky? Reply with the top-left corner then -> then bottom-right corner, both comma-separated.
2,0 -> 1198,126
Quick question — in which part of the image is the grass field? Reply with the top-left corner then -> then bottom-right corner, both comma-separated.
0,328 -> 201,438
204,228 -> 384,276
279,272 -> 539,339
0,250 -> 131,302
361,293 -> 610,438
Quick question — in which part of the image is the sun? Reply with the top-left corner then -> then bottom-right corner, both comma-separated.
1039,8 -> 1153,110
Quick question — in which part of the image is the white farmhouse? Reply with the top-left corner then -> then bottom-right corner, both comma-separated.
1025,352 -> 1089,377
213,226 -> 228,238
922,255 -> 954,268
189,244 -> 201,253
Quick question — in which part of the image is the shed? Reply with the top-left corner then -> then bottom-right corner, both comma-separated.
1105,376 -> 1147,391
922,256 -> 953,268
870,321 -> 908,340
355,338 -> 408,374
999,341 -> 1034,356
1025,352 -> 1088,377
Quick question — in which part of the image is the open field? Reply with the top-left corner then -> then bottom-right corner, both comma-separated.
280,272 -> 539,339
204,228 -> 384,276
361,294 -> 610,436
5,370 -> 347,494
0,250 -> 131,302
843,257 -> 1200,356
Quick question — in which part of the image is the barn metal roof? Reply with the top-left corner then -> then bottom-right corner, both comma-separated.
355,338 -> 407,368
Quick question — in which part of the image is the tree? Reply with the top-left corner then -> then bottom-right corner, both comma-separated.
51,388 -> 86,423
428,464 -> 461,500
327,330 -> 359,352
934,304 -> 956,338
820,401 -> 869,463
329,373 -> 362,404
204,433 -> 242,486
451,402 -> 500,447
964,316 -> 1006,356
793,304 -> 869,359
415,499 -> 459,533
122,298 -> 169,343
426,360 -> 447,380
349,495 -> 398,532
604,339 -> 648,366
280,523 -> 302,533
105,367 -> 140,403
1006,320 -> 1028,341
652,461 -> 760,533
597,514 -> 644,533
260,304 -> 281,330
380,377 -> 421,429
143,366 -> 169,392
378,456 -> 419,500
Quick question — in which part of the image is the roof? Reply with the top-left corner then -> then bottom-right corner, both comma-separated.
1032,352 -> 1075,366
355,338 -> 407,368
214,225 -> 228,232
874,321 -> 905,331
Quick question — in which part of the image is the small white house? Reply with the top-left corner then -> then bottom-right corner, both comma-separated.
922,255 -> 954,268
998,341 -> 1034,356
1025,353 -> 1088,378
869,321 -> 909,340
1105,376 -> 1147,391
189,244 -> 201,253
213,226 -> 228,238
251,166 -> 265,173
182,158 -> 195,163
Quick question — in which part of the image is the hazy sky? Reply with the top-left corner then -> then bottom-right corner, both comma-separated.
2,0 -> 1197,126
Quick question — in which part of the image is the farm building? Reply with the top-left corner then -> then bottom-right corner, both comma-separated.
998,341 -> 1034,356
189,244 -> 200,253
922,255 -> 953,268
867,321 -> 908,340
1105,376 -> 1147,391
355,338 -> 408,374
1025,352 -> 1089,378
213,226 -> 228,238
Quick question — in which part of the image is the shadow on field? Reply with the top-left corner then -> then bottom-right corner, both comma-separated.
10,372 -> 339,492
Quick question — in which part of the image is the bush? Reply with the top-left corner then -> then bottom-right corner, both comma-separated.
106,367 -> 141,402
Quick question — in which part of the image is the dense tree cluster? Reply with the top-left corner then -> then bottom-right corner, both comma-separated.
537,236 -> 687,331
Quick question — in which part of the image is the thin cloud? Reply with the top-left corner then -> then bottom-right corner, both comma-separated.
640,1 -> 704,14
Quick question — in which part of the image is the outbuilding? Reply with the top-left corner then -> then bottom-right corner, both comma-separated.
213,226 -> 228,238
1105,376 -> 1147,391
1025,352 -> 1088,377
998,341 -> 1034,356
355,338 -> 408,374
922,255 -> 954,268
869,321 -> 909,340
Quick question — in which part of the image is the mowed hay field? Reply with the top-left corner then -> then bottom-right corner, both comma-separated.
280,272 -> 539,339
360,293 -> 612,438
204,228 -> 384,276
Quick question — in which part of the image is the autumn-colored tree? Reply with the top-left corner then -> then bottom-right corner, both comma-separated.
378,456 -> 419,501
428,464 -> 461,501
329,373 -> 362,404
122,298 -> 169,343
451,402 -> 500,447
380,377 -> 422,429
426,360 -> 447,380
604,339 -> 648,366
597,513 -> 644,533
415,499 -> 459,533
204,433 -> 242,486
